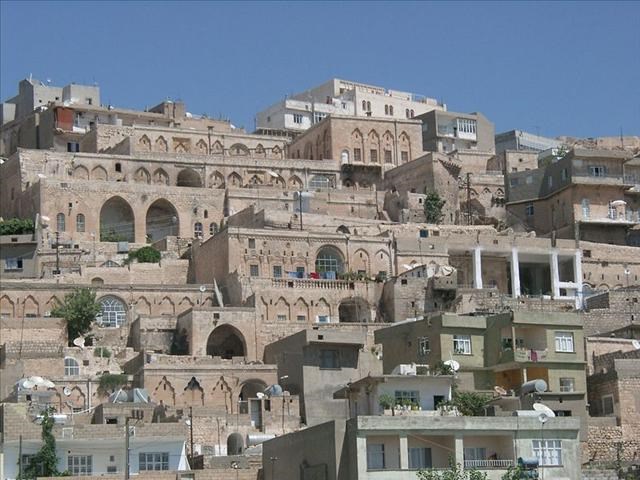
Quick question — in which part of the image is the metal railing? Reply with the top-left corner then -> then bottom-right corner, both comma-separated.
271,278 -> 355,290
464,459 -> 515,469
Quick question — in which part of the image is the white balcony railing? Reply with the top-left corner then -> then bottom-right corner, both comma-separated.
464,459 -> 515,469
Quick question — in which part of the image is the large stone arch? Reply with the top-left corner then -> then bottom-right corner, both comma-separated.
146,199 -> 179,242
177,168 -> 202,188
206,324 -> 246,359
352,248 -> 370,274
239,379 -> 268,401
100,196 -> 135,242
339,297 -> 371,323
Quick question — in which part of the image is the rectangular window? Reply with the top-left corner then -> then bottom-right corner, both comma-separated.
370,149 -> 378,163
22,455 -> 43,476
68,455 -> 93,475
561,168 -> 568,181
313,112 -> 326,124
273,265 -> 282,278
554,332 -> 574,352
464,447 -> 487,462
296,266 -> 305,276
559,378 -> 575,392
249,264 -> 259,277
409,447 -> 432,469
526,203 -> 534,216
602,395 -> 614,415
296,315 -> 306,322
248,238 -> 256,248
532,440 -> 562,466
367,443 -> 385,470
547,176 -> 553,188
139,452 -> 169,471
354,148 -> 362,162
418,337 -> 430,356
453,335 -> 472,355
5,257 -> 23,270
320,349 -> 339,369
384,149 -> 392,163
292,113 -> 303,124
277,314 -> 287,322
395,390 -> 419,405
316,315 -> 329,323
589,165 -> 606,177
67,142 -> 80,152
401,151 -> 409,163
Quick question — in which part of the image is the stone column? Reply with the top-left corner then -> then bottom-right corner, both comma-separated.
454,433 -> 465,467
356,435 -> 368,475
511,248 -> 521,298
399,434 -> 409,470
472,247 -> 483,289
549,251 -> 560,298
573,250 -> 583,309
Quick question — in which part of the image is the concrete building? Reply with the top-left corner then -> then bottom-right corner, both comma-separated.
506,148 -> 639,245
255,78 -> 445,137
263,328 -> 381,426
495,129 -> 562,154
417,110 -> 495,154
262,416 -> 581,480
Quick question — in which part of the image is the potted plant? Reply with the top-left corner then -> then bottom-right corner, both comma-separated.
378,393 -> 395,414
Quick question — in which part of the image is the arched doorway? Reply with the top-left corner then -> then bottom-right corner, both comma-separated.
146,199 -> 179,241
206,325 -> 246,359
100,196 -> 135,242
338,297 -> 371,323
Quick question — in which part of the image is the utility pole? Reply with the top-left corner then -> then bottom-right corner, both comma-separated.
125,417 -> 131,480
18,434 -> 23,478
55,231 -> 60,274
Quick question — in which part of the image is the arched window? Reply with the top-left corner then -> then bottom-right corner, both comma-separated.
315,246 -> 345,276
341,150 -> 349,164
362,100 -> 366,111
76,214 -> 85,233
406,108 -> 410,118
57,213 -> 66,232
389,105 -> 394,116
194,222 -> 203,238
97,296 -> 126,327
209,223 -> 218,235
204,210 -> 208,219
410,109 -> 414,117
366,101 -> 371,111
64,357 -> 79,376
384,105 -> 389,115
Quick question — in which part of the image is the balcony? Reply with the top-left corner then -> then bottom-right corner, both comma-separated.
271,278 -> 355,290
464,459 -> 515,469
500,347 -> 548,363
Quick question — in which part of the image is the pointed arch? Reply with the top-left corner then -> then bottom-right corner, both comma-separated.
271,145 -> 282,158
136,296 -> 152,316
367,129 -> 380,164
146,198 -> 179,241
211,376 -> 234,412
288,175 -> 303,189
181,377 -> 205,406
315,297 -> 331,323
174,139 -> 190,154
249,174 -> 263,186
153,376 -> 176,406
134,167 -> 151,184
196,139 -> 208,154
91,165 -> 108,181
177,168 -> 202,188
158,296 -> 176,315
0,295 -> 15,317
211,140 -> 223,154
352,248 -> 370,274
155,136 -> 168,153
209,171 -> 225,188
100,196 -> 135,242
293,297 -> 309,323
150,168 -> 168,185
373,249 -> 391,276
138,134 -> 152,152
207,324 -> 246,358
229,143 -> 249,156
45,295 -> 60,313
73,165 -> 89,180
228,172 -> 243,188
255,143 -> 266,158
178,296 -> 194,313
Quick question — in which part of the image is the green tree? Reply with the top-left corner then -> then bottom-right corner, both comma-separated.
97,373 -> 128,397
128,246 -> 161,263
21,408 -> 60,478
51,288 -> 102,343
446,391 -> 491,416
0,218 -> 35,235
417,460 -> 487,480
424,191 -> 446,224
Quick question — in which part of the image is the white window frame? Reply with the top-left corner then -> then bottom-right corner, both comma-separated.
139,452 -> 169,471
97,296 -> 126,328
418,336 -> 430,356
5,257 -> 23,270
453,335 -> 472,355
292,113 -> 303,124
559,377 -> 575,392
409,447 -> 432,469
532,439 -> 562,466
589,165 -> 606,177
276,314 -> 287,322
554,331 -> 575,353
395,390 -> 419,405
526,203 -> 534,216
67,455 -> 92,475
64,357 -> 80,376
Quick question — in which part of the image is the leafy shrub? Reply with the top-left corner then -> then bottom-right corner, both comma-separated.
0,218 -> 35,235
128,246 -> 161,263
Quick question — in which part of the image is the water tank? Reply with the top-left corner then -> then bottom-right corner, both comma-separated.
264,384 -> 283,397
246,434 -> 275,447
520,379 -> 547,395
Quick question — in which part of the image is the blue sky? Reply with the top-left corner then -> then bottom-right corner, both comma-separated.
1,1 -> 638,137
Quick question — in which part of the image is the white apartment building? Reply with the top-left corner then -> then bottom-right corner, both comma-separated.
255,78 -> 445,137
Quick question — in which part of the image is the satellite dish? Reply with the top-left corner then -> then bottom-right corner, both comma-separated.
63,386 -> 72,396
73,336 -> 86,349
632,340 -> 640,350
199,285 -> 207,293
444,360 -> 460,372
43,379 -> 55,389
20,378 -> 36,389
256,392 -> 265,399
494,386 -> 508,396
533,403 -> 556,418
538,413 -> 550,424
